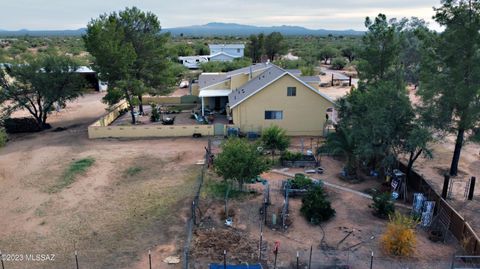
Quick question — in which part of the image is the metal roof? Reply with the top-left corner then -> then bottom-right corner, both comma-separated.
209,52 -> 239,59
199,89 -> 231,97
208,44 -> 245,49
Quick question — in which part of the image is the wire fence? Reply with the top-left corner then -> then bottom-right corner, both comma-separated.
183,138 -> 210,269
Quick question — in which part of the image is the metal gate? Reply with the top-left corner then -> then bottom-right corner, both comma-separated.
214,124 -> 225,136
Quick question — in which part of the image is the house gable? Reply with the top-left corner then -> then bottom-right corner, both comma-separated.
230,74 -> 335,136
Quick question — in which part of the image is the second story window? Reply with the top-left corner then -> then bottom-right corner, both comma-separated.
287,87 -> 296,96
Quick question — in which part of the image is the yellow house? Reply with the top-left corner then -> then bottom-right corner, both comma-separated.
196,63 -> 336,136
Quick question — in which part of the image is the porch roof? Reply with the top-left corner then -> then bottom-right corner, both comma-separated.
199,89 -> 231,98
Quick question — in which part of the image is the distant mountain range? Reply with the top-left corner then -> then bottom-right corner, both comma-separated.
165,22 -> 364,36
0,28 -> 86,37
0,22 -> 364,37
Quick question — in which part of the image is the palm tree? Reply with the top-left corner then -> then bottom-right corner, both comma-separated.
318,128 -> 357,176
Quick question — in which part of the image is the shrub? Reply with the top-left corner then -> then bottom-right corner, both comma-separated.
0,128 -> 7,147
289,174 -> 314,190
300,185 -> 335,224
3,117 -> 47,133
371,192 -> 395,219
280,150 -> 303,162
381,212 -> 418,256
331,57 -> 347,70
300,65 -> 316,76
150,104 -> 160,122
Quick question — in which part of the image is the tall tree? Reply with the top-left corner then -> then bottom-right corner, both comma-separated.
84,7 -> 177,123
418,0 -> 480,176
264,32 -> 286,61
357,14 -> 401,84
330,14 -> 432,178
214,138 -> 269,190
246,34 -> 265,63
0,53 -> 86,129
392,17 -> 430,85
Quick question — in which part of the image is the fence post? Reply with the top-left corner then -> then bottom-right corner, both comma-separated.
331,74 -> 334,86
442,174 -> 451,199
308,245 -> 312,269
370,251 -> 373,269
75,250 -> 79,269
148,250 -> 152,269
1,250 -> 5,269
264,198 -> 268,225
273,244 -> 278,269
223,250 -> 227,269
468,177 -> 476,200
296,251 -> 299,269
192,201 -> 196,226
259,222 -> 263,261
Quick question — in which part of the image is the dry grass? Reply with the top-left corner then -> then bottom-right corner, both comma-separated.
0,154 -> 200,269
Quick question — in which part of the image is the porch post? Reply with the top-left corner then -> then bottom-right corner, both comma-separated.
201,97 -> 205,116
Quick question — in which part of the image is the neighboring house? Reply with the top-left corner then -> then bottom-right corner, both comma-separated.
195,63 -> 335,136
178,55 -> 209,69
208,44 -> 245,59
179,44 -> 246,69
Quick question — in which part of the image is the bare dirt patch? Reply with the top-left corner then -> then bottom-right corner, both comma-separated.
192,169 -> 460,269
0,93 -> 209,269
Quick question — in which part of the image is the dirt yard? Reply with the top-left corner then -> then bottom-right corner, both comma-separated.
0,93 -> 208,269
192,167 -> 460,269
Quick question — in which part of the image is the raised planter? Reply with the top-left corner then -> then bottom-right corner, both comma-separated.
281,155 -> 318,168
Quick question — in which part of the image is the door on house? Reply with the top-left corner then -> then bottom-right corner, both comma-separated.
214,124 -> 225,136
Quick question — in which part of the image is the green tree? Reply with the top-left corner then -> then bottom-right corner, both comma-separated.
246,34 -> 264,63
331,57 -> 347,70
265,32 -> 286,61
341,44 -> 356,62
334,14 -> 432,177
320,127 -> 358,176
300,184 -> 336,224
318,46 -> 339,64
393,17 -> 430,85
0,53 -> 86,129
417,0 -> 480,176
84,7 -> 177,123
357,14 -> 401,84
194,42 -> 209,55
214,138 -> 269,190
261,125 -> 290,161
174,43 -> 194,56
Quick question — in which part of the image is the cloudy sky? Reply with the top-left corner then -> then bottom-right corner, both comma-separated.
0,0 -> 441,30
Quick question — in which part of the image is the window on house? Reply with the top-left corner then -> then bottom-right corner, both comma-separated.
237,48 -> 240,53
265,111 -> 283,120
287,87 -> 297,96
